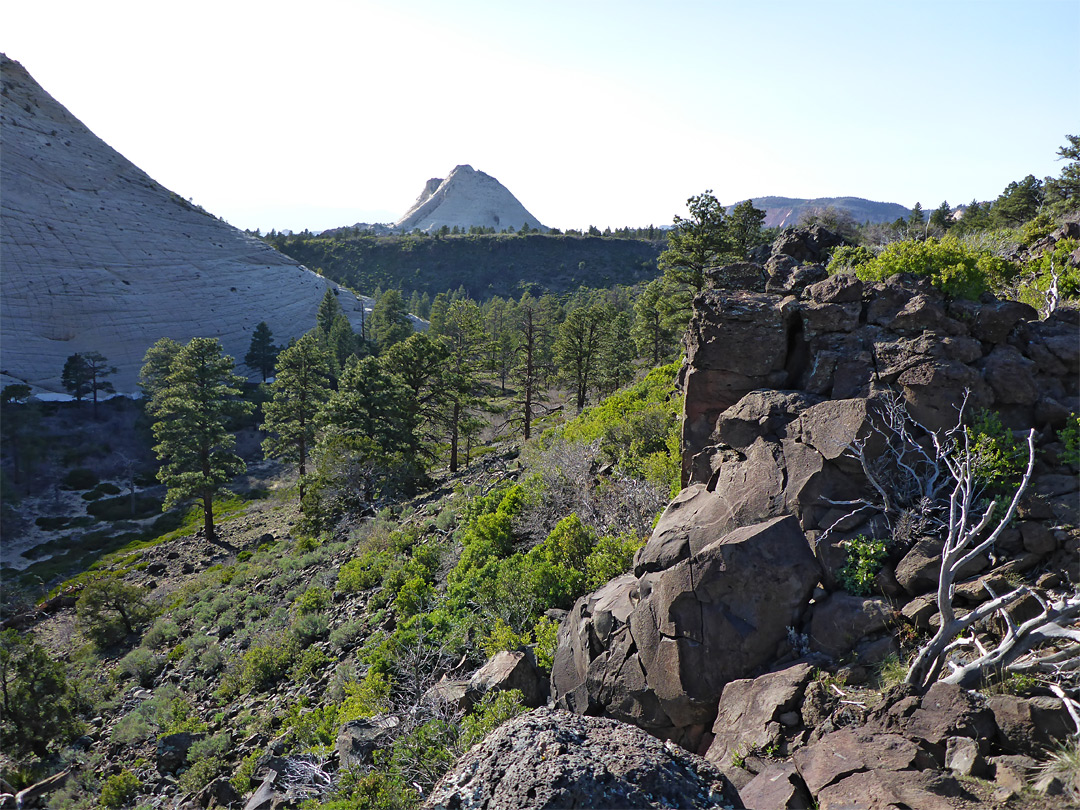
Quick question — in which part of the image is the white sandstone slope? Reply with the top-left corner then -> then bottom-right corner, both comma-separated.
0,54 -> 406,395
393,164 -> 546,234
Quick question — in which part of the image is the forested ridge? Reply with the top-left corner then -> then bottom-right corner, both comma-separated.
263,231 -> 665,302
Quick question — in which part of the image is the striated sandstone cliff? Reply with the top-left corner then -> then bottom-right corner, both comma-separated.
0,54 -> 394,395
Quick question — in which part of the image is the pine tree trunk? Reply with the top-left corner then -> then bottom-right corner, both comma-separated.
203,491 -> 215,541
449,401 -> 460,473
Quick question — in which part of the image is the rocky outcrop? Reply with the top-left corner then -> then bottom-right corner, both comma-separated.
680,237 -> 1079,543
393,164 -> 547,234
423,707 -> 743,810
551,515 -> 820,748
704,672 -> 1076,808
0,55 -> 410,395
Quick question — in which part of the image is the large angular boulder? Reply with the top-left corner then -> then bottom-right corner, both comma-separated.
423,707 -> 743,810
466,649 -> 546,708
685,394 -> 875,539
552,516 -> 820,747
704,663 -> 815,767
682,291 -> 795,480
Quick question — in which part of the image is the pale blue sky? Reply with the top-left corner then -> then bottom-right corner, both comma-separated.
5,0 -> 1078,232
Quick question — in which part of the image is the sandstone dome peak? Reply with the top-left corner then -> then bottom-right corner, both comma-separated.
0,54 -> 400,395
393,164 -> 546,234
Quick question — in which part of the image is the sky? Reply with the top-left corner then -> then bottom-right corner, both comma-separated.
5,0 -> 1079,233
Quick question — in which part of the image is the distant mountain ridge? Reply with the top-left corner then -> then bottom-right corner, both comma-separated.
730,196 -> 912,228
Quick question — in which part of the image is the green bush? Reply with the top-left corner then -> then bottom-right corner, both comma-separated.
118,647 -> 164,687
87,494 -> 163,521
1059,414 -> 1080,467
338,551 -> 393,593
100,769 -> 141,808
846,237 -> 1017,299
292,647 -> 332,680
76,575 -> 156,646
966,409 -> 1026,490
329,618 -> 366,652
826,245 -> 875,273
292,586 -> 332,615
1017,237 -> 1080,311
239,634 -> 298,692
838,535 -> 888,596
585,532 -> 645,589
458,689 -> 527,753
0,630 -> 83,757
291,611 -> 330,646
62,467 -> 99,490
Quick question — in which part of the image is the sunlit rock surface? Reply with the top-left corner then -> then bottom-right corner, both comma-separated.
0,54 -> 404,395
394,164 -> 546,234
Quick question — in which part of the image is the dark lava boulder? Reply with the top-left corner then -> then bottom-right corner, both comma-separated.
422,707 -> 743,809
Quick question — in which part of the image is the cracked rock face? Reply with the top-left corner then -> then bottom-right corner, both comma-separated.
551,515 -> 820,749
0,54 -> 389,394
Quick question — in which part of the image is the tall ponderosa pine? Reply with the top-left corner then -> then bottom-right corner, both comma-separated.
381,332 -> 450,457
147,337 -> 253,542
441,299 -> 488,472
992,175 -> 1044,227
62,351 -> 117,418
727,199 -> 767,259
139,337 -> 182,402
371,289 -> 413,350
660,190 -> 735,293
929,201 -> 953,232
1045,134 -> 1080,214
594,310 -> 635,398
61,353 -> 91,404
244,321 -> 279,383
317,288 -> 344,336
510,292 -> 557,440
556,300 -> 606,413
262,333 -> 332,501
631,278 -> 679,365
310,356 -> 421,513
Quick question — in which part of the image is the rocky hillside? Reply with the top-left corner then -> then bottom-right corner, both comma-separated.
393,165 -> 546,234
3,226 -> 1077,810
0,55 -> 378,395
545,226 -> 1080,807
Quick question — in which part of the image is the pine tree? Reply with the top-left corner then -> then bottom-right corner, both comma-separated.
371,289 -> 413,350
380,332 -> 450,457
428,293 -> 449,337
728,199 -> 768,259
631,278 -> 679,364
62,351 -> 116,418
139,337 -> 182,403
594,310 -> 635,398
317,288 -> 344,335
441,299 -> 487,472
147,338 -> 253,542
82,351 -> 117,419
660,190 -> 735,294
244,322 -> 279,383
510,292 -> 556,440
61,353 -> 91,403
262,333 -> 333,502
556,299 -> 606,413
929,201 -> 953,232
